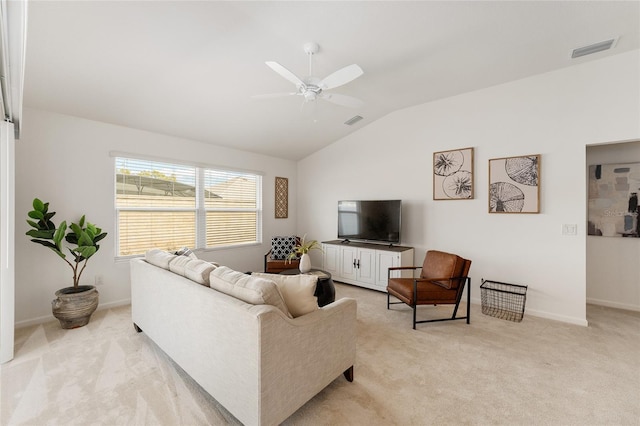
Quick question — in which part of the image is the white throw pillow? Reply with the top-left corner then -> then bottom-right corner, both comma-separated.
252,272 -> 318,318
210,267 -> 292,318
145,249 -> 177,270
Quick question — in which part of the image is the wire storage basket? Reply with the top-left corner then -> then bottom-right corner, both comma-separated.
480,279 -> 528,322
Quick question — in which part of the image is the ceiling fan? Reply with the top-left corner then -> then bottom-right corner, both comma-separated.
254,42 -> 364,108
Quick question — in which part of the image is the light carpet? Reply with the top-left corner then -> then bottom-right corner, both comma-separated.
2,283 -> 639,425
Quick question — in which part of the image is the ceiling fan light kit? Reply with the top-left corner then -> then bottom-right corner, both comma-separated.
255,42 -> 364,109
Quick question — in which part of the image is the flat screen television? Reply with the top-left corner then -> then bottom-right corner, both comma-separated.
337,200 -> 401,244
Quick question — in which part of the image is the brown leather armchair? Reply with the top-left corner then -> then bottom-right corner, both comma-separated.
387,250 -> 472,329
264,236 -> 301,273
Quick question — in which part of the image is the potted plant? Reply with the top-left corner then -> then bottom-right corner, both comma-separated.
26,198 -> 107,329
287,234 -> 322,273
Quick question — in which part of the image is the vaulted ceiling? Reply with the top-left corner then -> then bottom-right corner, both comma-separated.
23,1 -> 640,160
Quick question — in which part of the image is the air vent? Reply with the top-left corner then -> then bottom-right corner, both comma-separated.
571,38 -> 618,58
344,115 -> 363,126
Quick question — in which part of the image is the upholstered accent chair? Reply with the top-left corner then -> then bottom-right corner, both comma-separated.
387,250 -> 472,329
264,235 -> 301,273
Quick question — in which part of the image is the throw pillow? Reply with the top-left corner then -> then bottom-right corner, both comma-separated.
252,272 -> 318,318
174,246 -> 197,259
270,236 -> 298,260
210,266 -> 292,318
145,249 -> 177,270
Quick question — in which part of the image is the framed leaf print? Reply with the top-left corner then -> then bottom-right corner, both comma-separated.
433,147 -> 474,200
489,154 -> 540,213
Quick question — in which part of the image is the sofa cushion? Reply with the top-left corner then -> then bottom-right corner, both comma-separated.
270,236 -> 298,260
168,256 -> 217,286
184,259 -> 218,286
210,267 -> 292,318
252,273 -> 318,318
169,255 -> 192,275
145,249 -> 177,270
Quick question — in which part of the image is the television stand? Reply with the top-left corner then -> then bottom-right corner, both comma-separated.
321,240 -> 414,292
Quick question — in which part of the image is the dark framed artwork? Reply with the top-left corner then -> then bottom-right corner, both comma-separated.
433,147 -> 474,200
489,154 -> 540,213
588,162 -> 640,237
275,177 -> 288,218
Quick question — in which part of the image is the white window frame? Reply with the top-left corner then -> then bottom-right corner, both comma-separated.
114,154 -> 262,259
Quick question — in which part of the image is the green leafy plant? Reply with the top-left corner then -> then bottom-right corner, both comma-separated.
26,198 -> 107,288
287,234 -> 322,261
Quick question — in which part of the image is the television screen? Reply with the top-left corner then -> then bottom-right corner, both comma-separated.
338,200 -> 401,244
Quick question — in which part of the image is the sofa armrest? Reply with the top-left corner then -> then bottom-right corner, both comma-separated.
253,297 -> 357,425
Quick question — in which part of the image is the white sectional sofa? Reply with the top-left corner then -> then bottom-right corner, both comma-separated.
130,254 -> 357,426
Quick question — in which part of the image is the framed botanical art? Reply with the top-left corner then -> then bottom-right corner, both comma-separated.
275,177 -> 288,218
433,147 -> 474,200
489,154 -> 540,213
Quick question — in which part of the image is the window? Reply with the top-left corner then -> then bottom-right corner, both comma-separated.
115,157 -> 261,257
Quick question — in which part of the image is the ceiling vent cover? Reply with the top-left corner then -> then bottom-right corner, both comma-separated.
571,38 -> 618,58
344,115 -> 363,126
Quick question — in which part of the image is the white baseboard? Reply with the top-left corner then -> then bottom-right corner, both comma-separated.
524,307 -> 589,327
586,297 -> 640,312
470,297 -> 589,327
15,298 -> 131,329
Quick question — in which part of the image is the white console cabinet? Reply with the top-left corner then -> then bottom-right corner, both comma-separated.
322,240 -> 414,292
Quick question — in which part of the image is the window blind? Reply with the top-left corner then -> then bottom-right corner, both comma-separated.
115,157 -> 261,256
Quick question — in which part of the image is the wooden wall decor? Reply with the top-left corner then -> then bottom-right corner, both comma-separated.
275,177 -> 288,218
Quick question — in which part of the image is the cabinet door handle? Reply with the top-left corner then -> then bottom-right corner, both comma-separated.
353,260 -> 357,268
356,259 -> 360,269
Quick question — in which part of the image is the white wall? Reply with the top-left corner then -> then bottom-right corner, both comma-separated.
298,50 -> 640,326
586,141 -> 640,311
15,108 -> 298,326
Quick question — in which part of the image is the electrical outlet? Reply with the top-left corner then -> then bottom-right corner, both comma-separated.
95,275 -> 104,286
562,224 -> 577,236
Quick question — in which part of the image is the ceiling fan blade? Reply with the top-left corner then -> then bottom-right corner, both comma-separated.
320,93 -> 364,108
252,92 -> 298,99
319,64 -> 364,90
265,61 -> 305,88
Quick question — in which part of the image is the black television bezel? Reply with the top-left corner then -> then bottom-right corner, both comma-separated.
337,199 -> 402,245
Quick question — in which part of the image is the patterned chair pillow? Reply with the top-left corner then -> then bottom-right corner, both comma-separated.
270,236 -> 299,260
